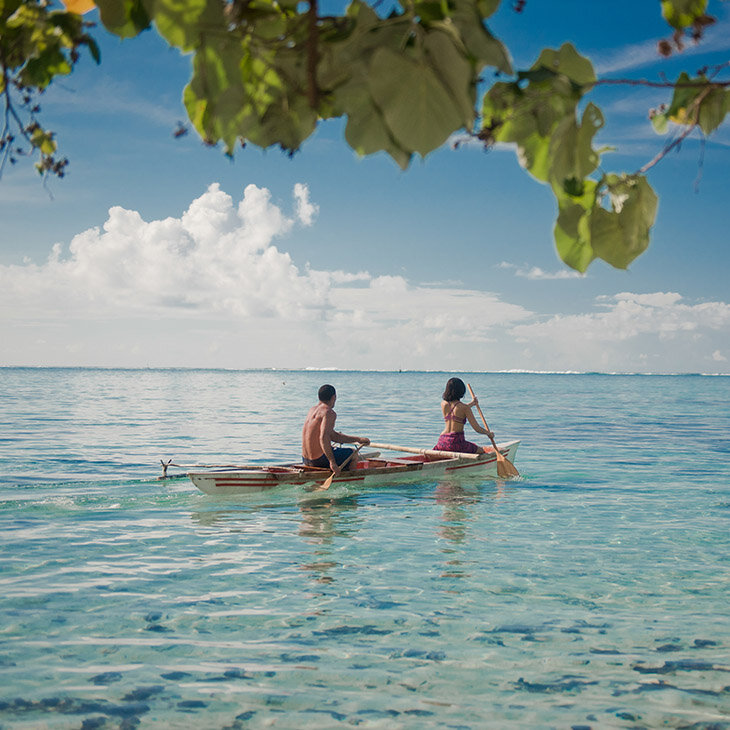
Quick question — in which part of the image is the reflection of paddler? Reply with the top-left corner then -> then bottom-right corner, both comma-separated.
434,378 -> 494,454
301,384 -> 370,476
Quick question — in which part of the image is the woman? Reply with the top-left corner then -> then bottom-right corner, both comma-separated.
434,377 -> 494,454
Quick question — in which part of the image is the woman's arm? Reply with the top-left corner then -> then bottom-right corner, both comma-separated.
465,406 -> 494,439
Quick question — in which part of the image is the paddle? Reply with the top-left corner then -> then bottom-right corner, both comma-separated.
368,442 -> 483,460
312,444 -> 363,492
467,383 -> 520,478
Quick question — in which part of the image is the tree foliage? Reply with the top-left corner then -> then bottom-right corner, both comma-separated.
1,0 -> 728,270
1,0 -> 99,177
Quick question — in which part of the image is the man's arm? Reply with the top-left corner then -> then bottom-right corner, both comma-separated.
332,430 -> 370,446
319,410 -> 339,472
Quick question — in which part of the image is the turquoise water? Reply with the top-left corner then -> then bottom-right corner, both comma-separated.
1,368 -> 729,729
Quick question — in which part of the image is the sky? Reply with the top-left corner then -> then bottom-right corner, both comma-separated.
1,1 -> 729,373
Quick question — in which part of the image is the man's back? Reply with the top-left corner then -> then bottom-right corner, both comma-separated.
302,402 -> 335,460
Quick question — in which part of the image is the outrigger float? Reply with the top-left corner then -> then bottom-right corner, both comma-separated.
162,441 -> 520,495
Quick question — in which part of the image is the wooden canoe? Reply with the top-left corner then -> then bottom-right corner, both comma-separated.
182,440 -> 520,495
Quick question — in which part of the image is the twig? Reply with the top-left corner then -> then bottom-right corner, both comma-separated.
589,77 -> 729,90
638,85 -> 711,174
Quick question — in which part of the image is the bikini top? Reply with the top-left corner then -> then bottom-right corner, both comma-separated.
444,403 -> 467,425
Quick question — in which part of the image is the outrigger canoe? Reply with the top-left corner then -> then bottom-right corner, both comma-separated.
181,440 -> 520,495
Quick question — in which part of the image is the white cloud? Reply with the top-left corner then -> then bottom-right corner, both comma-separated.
0,183 -> 326,321
1,185 -> 728,373
0,183 -> 533,368
510,292 -> 730,372
499,261 -> 584,280
293,182 -> 319,226
46,75 -> 180,129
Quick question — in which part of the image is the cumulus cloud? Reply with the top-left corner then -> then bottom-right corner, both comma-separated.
511,292 -> 730,372
0,183 -> 534,368
0,183 -> 328,321
1,184 -> 728,373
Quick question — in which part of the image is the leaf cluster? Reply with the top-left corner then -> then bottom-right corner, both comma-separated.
94,0 -> 510,165
88,0 -> 728,271
1,0 -> 100,178
2,0 -> 729,272
481,43 -> 659,271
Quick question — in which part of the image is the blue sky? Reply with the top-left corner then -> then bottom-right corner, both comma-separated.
1,1 -> 729,372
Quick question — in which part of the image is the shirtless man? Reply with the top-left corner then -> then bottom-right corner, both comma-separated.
302,384 -> 370,475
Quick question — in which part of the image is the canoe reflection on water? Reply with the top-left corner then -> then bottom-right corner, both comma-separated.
186,476 -> 512,586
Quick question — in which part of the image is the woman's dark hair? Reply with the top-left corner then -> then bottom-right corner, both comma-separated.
318,384 -> 336,402
442,377 -> 466,402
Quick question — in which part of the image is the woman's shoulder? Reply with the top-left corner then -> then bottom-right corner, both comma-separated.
442,399 -> 466,412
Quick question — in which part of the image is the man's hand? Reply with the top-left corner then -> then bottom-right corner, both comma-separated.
358,437 -> 370,446
329,461 -> 342,476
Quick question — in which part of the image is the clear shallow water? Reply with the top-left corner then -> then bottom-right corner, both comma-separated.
0,368 -> 729,729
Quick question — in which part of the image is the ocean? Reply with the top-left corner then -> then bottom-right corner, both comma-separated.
0,368 -> 728,728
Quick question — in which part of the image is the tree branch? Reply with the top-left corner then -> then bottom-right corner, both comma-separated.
589,77 -> 729,90
638,85 -> 712,175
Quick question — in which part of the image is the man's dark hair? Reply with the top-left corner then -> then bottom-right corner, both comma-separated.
318,384 -> 336,402
442,377 -> 466,402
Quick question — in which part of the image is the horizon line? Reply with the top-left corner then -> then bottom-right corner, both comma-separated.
1,366 -> 728,377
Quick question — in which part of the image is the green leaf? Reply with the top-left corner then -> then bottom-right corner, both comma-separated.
151,0 -> 226,53
449,0 -> 511,74
423,29 -> 475,129
368,46 -> 465,157
590,175 -> 658,269
413,0 -> 449,24
318,3 -> 410,95
476,0 -> 501,19
533,42 -> 595,86
697,86 -> 728,135
553,178 -> 597,272
549,101 -> 603,186
666,71 -> 701,124
651,111 -> 669,134
84,35 -> 101,64
22,48 -> 72,88
660,0 -> 708,29
95,0 -> 151,38
554,203 -> 594,273
482,72 -> 583,182
340,80 -> 412,169
30,126 -> 57,155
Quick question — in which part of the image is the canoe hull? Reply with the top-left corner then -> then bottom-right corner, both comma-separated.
188,440 -> 520,495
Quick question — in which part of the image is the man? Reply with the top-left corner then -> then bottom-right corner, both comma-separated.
302,384 -> 370,474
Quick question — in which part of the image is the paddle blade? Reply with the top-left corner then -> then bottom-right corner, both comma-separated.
312,473 -> 335,491
495,451 -> 520,478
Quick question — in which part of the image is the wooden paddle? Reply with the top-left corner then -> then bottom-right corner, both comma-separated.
467,383 -> 519,478
368,442 -> 484,460
312,444 -> 363,492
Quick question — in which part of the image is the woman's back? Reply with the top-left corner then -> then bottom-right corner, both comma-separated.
441,400 -> 467,432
